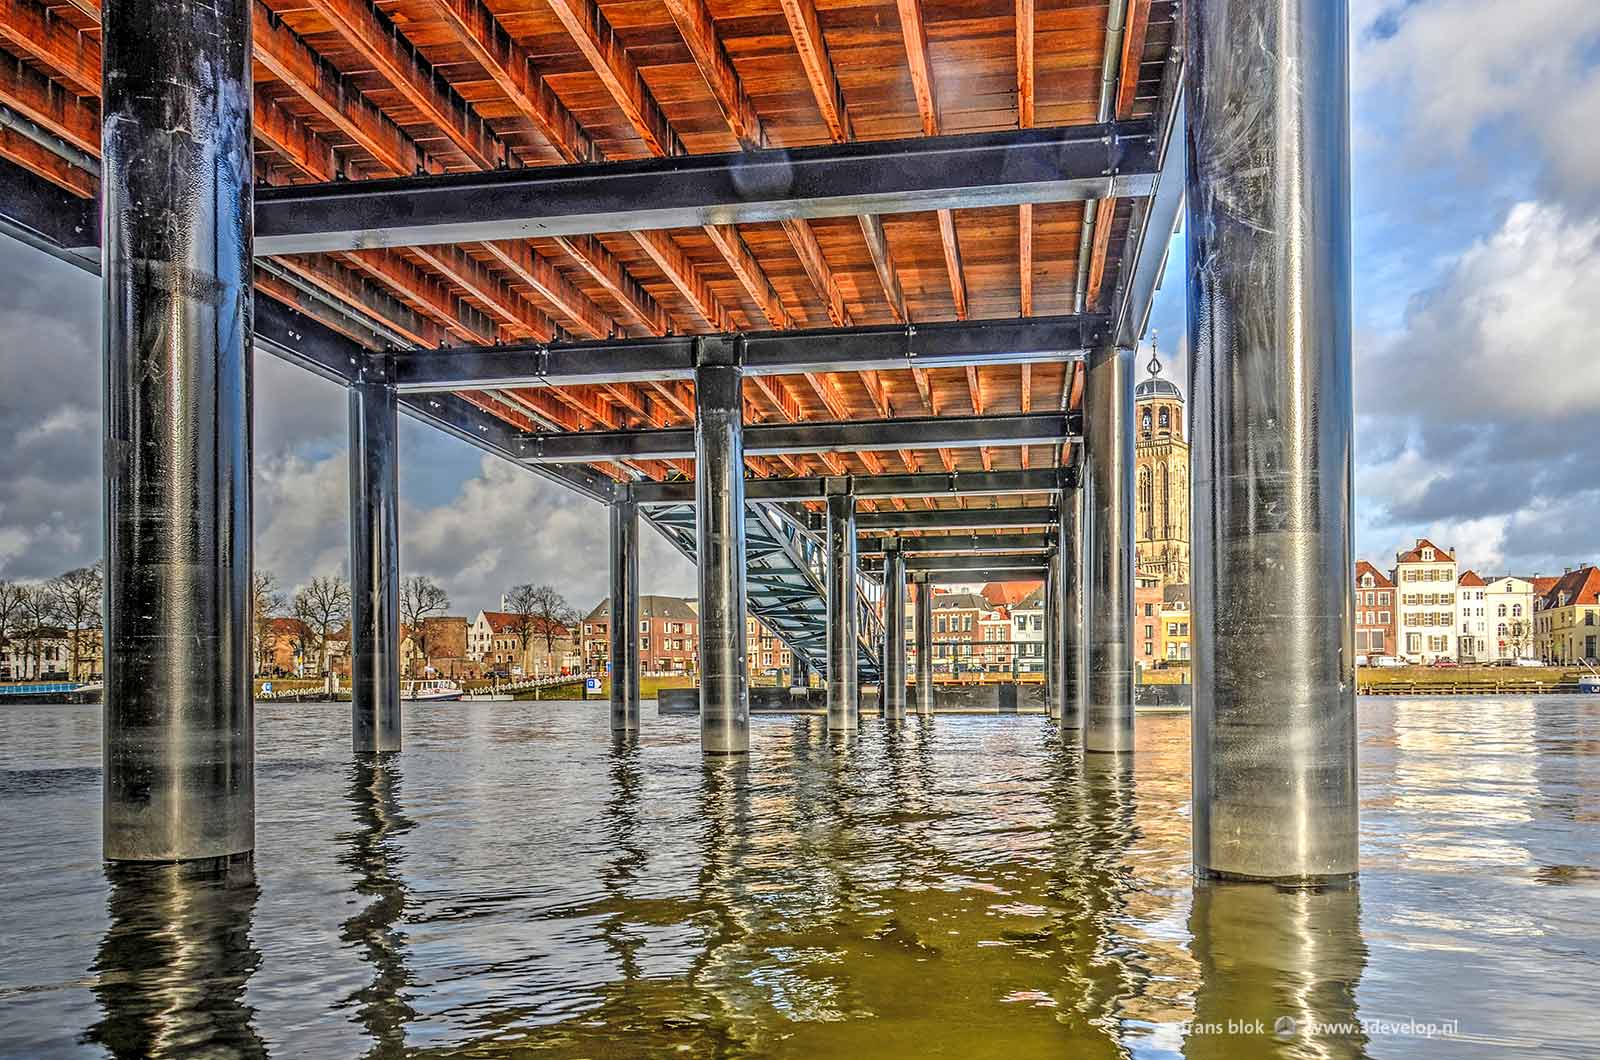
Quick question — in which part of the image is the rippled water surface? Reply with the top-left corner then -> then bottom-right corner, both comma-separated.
2,697 -> 1599,1058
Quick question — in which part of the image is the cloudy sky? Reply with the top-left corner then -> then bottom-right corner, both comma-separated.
3,0 -> 1598,613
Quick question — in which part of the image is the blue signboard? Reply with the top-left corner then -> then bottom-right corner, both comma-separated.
585,677 -> 602,693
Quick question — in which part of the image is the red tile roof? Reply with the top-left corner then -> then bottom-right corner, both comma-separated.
1531,576 -> 1560,597
1354,560 -> 1394,588
478,610 -> 570,636
982,580 -> 1043,607
1396,538 -> 1454,564
1539,567 -> 1600,609
1458,569 -> 1486,587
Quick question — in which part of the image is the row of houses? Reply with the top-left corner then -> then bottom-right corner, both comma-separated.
579,597 -> 794,678
1354,539 -> 1600,665
0,627 -> 100,681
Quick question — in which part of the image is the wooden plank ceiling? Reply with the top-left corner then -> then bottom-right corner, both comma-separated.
0,0 -> 1178,517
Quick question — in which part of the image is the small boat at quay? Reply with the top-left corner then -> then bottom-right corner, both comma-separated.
403,679 -> 464,702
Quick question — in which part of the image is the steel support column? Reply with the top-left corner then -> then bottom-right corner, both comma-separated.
881,540 -> 908,719
1058,485 -> 1087,728
825,484 -> 859,730
609,485 -> 641,732
913,573 -> 934,715
695,341 -> 749,753
1083,345 -> 1135,753
1187,0 -> 1357,883
349,376 -> 401,753
101,0 -> 255,862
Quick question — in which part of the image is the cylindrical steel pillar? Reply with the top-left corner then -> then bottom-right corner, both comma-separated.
793,655 -> 810,689
1057,486 -> 1086,729
349,376 -> 401,753
609,485 -> 641,731
695,341 -> 749,754
1044,549 -> 1060,719
913,573 -> 934,715
881,540 -> 908,719
825,486 -> 859,729
101,0 -> 255,862
1083,345 -> 1135,753
1186,0 -> 1357,882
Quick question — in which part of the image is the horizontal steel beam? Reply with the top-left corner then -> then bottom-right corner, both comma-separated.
865,552 -> 1052,572
390,317 -> 1108,391
919,568 -> 1046,584
631,467 -> 1075,505
253,120 -> 1159,255
850,507 -> 1060,532
858,533 -> 1054,555
520,414 -> 1076,464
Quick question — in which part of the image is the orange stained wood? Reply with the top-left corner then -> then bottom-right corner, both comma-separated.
0,0 -> 1184,515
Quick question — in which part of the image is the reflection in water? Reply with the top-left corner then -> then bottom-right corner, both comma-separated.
338,755 -> 418,1057
84,857 -> 266,1059
1185,882 -> 1368,1060
599,733 -> 647,982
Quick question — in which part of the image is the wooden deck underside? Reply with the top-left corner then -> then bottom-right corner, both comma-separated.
0,0 -> 1180,520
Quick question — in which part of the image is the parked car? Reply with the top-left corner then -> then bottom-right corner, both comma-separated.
1512,657 -> 1545,667
1429,659 -> 1459,669
1370,655 -> 1406,668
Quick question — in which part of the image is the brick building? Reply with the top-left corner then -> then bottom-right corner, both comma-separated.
1354,560 -> 1396,660
582,595 -> 701,674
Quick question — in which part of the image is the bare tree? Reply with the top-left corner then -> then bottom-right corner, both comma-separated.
0,579 -> 26,671
400,575 -> 450,673
292,575 -> 351,675
19,584 -> 61,679
252,570 -> 284,675
507,583 -> 579,666
47,564 -> 103,681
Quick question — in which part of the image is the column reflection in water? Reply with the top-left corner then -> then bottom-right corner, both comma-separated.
85,860 -> 265,1059
1184,883 -> 1369,1059
689,755 -> 760,1024
601,733 -> 647,982
1048,753 -> 1141,1037
338,758 -> 418,1053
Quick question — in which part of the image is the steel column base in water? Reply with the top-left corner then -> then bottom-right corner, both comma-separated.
881,539 -> 908,719
1056,487 -> 1086,729
1186,0 -> 1358,883
694,339 -> 750,754
350,374 -> 402,753
609,485 -> 641,731
913,573 -> 934,715
825,482 -> 859,730
1044,550 -> 1061,720
1084,345 -> 1135,754
101,0 -> 255,861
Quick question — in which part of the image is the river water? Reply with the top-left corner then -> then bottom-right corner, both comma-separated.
1,697 -> 1597,1058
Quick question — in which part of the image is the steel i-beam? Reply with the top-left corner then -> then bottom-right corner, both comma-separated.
350,373 -> 402,753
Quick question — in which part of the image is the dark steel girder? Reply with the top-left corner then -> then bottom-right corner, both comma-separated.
390,317 -> 1108,392
520,413 -> 1078,464
863,552 -> 1052,572
858,533 -> 1054,555
253,120 -> 1159,255
848,507 -> 1060,532
0,155 -> 615,504
631,467 -> 1076,506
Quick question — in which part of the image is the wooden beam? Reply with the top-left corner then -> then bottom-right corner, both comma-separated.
0,0 -> 97,95
1020,363 -> 1032,413
553,235 -> 670,336
480,240 -> 611,339
781,218 -> 850,327
0,51 -> 96,154
275,255 -> 451,348
345,250 -> 497,344
543,0 -> 682,157
894,0 -> 940,137
299,0 -> 503,169
411,245 -> 553,340
704,224 -> 791,330
0,126 -> 93,196
859,214 -> 908,323
1015,0 -> 1034,129
1085,198 -> 1117,310
659,0 -> 765,150
777,0 -> 851,142
966,365 -> 983,415
1019,202 -> 1033,316
633,230 -> 727,331
937,209 -> 968,320
1116,0 -> 1153,120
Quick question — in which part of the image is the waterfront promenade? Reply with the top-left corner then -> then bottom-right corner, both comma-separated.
2,696 -> 1597,1058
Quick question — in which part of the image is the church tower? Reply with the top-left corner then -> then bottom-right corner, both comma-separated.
1134,340 -> 1189,588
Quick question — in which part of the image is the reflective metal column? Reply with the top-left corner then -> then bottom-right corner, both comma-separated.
881,539 -> 908,719
1186,0 -> 1357,883
349,374 -> 401,753
694,338 -> 750,754
825,482 -> 859,730
101,0 -> 255,862
1044,549 -> 1060,720
913,573 -> 934,715
1083,346 -> 1135,753
1058,485 -> 1087,729
609,484 -> 641,731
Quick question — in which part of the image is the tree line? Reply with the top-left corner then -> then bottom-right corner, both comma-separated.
0,564 -> 104,681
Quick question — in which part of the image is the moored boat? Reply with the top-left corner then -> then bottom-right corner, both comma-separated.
402,679 -> 464,702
